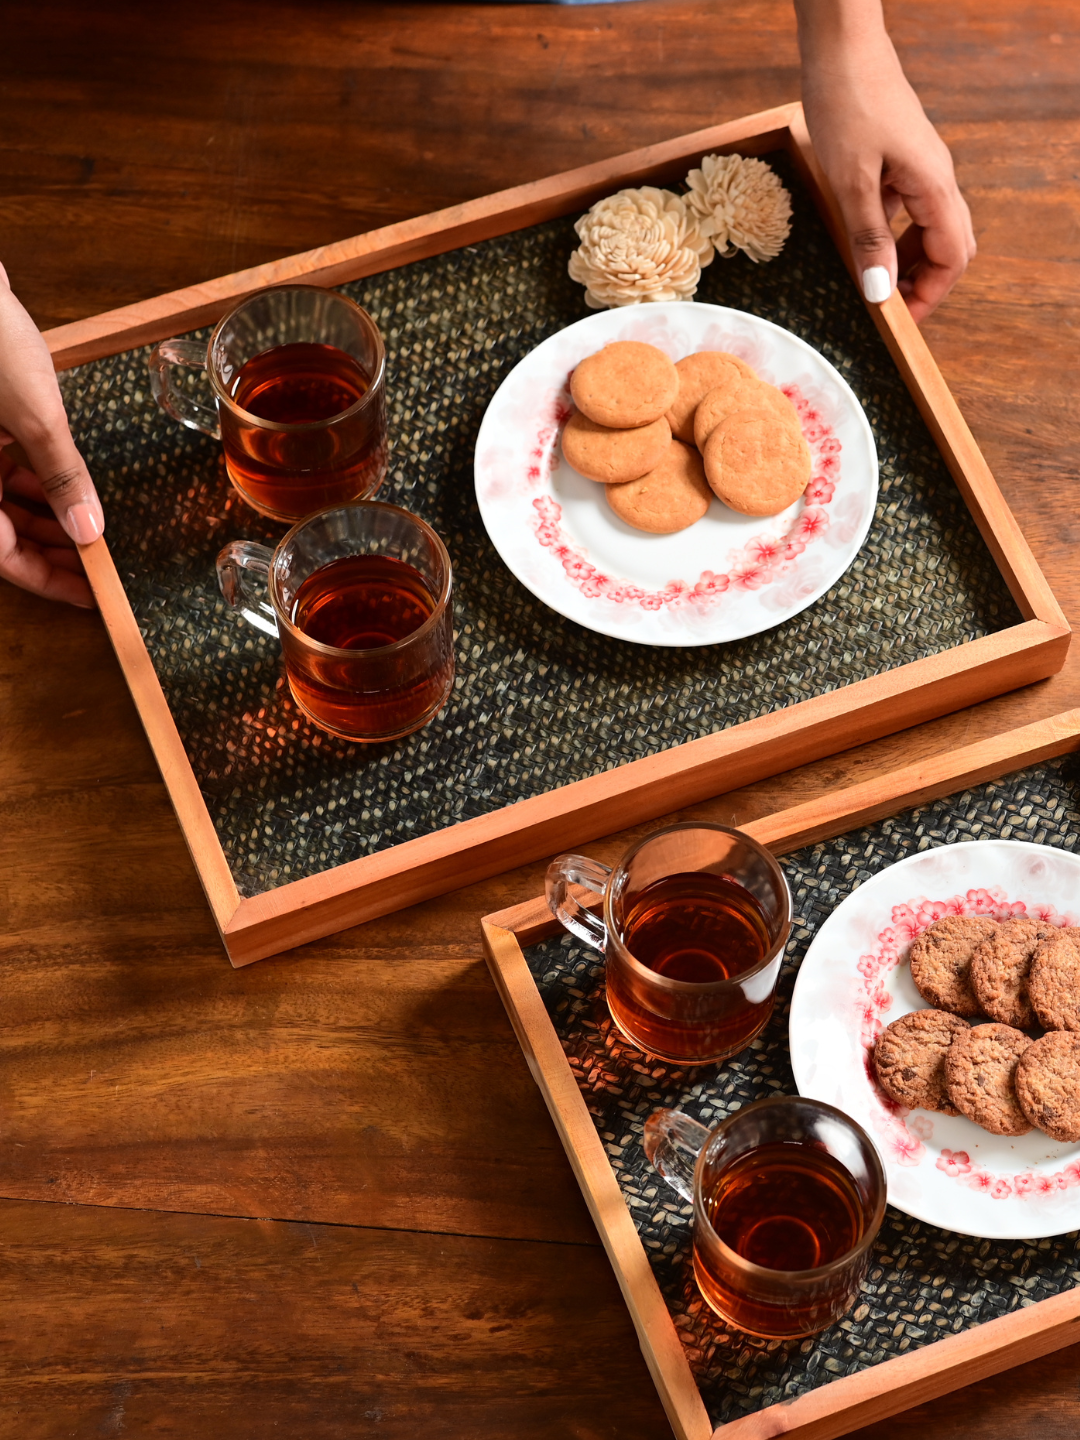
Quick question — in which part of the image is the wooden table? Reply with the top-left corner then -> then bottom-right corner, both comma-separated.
2,3 -> 1078,1435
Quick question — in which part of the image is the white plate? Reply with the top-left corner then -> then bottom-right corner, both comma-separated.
473,301 -> 878,647
790,839 -> 1080,1239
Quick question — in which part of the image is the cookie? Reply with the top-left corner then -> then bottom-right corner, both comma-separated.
970,916 -> 1051,1030
908,915 -> 998,1016
561,410 -> 672,484
944,1023 -> 1033,1136
1029,929 -> 1080,1032
605,439 -> 711,534
666,351 -> 757,443
702,409 -> 812,517
570,342 -> 680,429
872,1008 -> 970,1114
1015,1031 -> 1080,1142
693,376 -> 800,451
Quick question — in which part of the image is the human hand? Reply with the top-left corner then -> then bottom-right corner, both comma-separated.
0,262 -> 103,608
795,0 -> 976,323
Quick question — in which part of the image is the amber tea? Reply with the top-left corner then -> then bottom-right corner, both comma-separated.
221,341 -> 386,520
282,552 -> 454,740
605,871 -> 777,1062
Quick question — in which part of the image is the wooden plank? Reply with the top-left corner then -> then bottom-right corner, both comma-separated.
42,105 -> 799,369
0,1196 -> 670,1440
222,618 -> 1068,965
713,1288 -> 1080,1440
482,921 -> 713,1440
79,537 -> 239,933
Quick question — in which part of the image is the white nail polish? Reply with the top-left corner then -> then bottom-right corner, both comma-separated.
862,266 -> 893,305
65,502 -> 103,545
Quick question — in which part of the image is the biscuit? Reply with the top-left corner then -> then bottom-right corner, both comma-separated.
561,410 -> 672,484
908,915 -> 997,1016
666,351 -> 757,443
944,1023 -> 1033,1136
570,342 -> 679,429
872,1008 -> 970,1114
1029,930 -> 1080,1032
970,916 -> 1051,1030
693,376 -> 800,451
1015,1031 -> 1080,1142
702,409 -> 812,517
605,439 -> 711,534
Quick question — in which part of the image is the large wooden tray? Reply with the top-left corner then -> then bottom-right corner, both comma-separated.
50,102 -> 1069,966
481,708 -> 1080,1440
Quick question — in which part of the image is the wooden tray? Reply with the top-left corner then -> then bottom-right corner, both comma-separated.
481,708 -> 1080,1440
50,101 -> 1069,966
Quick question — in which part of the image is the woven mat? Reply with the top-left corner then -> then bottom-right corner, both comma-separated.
59,152 -> 1019,898
524,758 -> 1080,1429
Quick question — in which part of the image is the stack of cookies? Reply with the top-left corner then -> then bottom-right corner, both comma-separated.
873,916 -> 1080,1142
564,340 -> 812,534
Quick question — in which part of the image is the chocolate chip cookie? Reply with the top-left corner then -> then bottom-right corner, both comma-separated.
970,916 -> 1051,1030
872,1008 -> 970,1113
944,1022 -> 1033,1136
1030,929 -> 1080,1032
909,915 -> 998,1016
1015,1031 -> 1080,1142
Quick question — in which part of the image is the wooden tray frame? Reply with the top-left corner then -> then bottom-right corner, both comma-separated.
481,708 -> 1080,1440
50,102 -> 1070,966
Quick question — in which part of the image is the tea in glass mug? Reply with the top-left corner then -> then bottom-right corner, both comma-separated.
151,285 -> 387,522
546,823 -> 792,1065
217,501 -> 454,743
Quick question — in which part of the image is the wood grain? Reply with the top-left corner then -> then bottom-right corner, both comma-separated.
4,1 -> 1080,1436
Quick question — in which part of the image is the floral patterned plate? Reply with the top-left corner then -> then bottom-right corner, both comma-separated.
473,301 -> 878,646
790,839 -> 1080,1240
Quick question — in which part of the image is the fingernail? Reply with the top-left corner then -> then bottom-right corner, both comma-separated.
64,502 -> 103,545
862,266 -> 893,305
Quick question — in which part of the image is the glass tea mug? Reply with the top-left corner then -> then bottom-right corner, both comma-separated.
217,501 -> 454,743
150,284 -> 387,522
645,1096 -> 886,1337
546,823 -> 792,1065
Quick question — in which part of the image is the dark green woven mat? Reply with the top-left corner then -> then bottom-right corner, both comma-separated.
524,758 -> 1080,1429
59,152 -> 1019,898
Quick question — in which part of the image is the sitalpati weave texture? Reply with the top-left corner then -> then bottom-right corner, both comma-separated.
524,758 -> 1080,1429
59,153 -> 1019,898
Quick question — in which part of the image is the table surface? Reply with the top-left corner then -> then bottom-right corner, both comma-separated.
3,3 -> 1079,1436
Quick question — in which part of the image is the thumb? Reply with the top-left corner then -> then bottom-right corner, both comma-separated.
18,416 -> 104,547
836,175 -> 897,306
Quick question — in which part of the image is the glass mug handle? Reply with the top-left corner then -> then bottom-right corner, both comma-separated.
216,540 -> 279,638
545,853 -> 612,948
148,338 -> 221,439
643,1109 -> 710,1204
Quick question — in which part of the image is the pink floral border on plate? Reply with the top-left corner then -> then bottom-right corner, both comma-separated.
525,381 -> 840,612
858,889 -> 1080,1199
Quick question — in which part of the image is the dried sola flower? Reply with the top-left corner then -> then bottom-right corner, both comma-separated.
685,153 -> 792,263
568,186 -> 714,308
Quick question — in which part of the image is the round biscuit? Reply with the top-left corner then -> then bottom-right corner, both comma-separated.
944,1023 -> 1033,1136
1029,930 -> 1080,1032
561,410 -> 671,484
908,915 -> 997,1016
970,916 -> 1051,1030
570,342 -> 679,429
1015,1031 -> 1080,1142
693,377 -> 800,451
666,352 -> 758,443
702,409 -> 811,517
605,439 -> 711,534
872,1009 -> 970,1114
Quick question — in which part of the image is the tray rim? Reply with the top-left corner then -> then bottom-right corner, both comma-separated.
52,101 -> 1070,965
480,707 -> 1080,1440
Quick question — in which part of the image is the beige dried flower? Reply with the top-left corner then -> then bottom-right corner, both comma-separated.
685,154 -> 792,263
568,186 -> 714,308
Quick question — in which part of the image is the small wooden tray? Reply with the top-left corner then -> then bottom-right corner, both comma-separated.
481,709 -> 1080,1440
50,102 -> 1068,966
